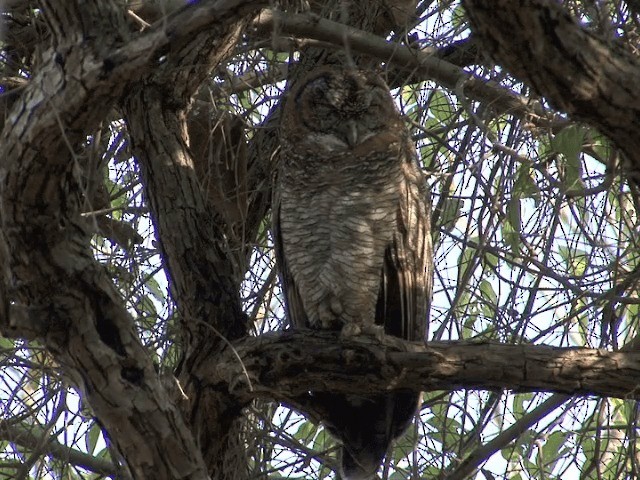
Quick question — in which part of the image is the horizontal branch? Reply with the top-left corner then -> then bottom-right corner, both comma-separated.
206,331 -> 640,404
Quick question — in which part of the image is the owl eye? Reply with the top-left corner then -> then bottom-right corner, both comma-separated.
294,76 -> 327,108
314,105 -> 334,127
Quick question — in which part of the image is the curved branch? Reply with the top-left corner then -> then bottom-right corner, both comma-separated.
463,0 -> 640,177
253,9 -> 562,128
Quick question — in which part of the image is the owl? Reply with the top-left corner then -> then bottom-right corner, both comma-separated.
274,67 -> 433,479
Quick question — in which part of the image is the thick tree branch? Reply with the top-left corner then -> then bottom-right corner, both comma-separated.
0,1 -> 270,478
206,331 -> 640,403
122,3 -> 272,478
463,0 -> 640,178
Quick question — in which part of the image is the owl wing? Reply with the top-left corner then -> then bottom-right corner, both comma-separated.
272,180 -> 309,329
376,140 -> 433,342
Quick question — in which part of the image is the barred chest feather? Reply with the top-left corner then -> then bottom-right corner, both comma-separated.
278,142 -> 410,330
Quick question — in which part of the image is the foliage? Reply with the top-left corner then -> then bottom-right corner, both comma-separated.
2,0 -> 640,479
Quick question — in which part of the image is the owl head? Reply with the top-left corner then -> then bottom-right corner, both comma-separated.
281,67 -> 403,152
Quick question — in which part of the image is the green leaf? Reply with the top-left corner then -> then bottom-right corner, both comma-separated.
513,163 -> 540,202
145,276 -> 165,303
542,431 -> 568,462
0,336 -> 15,349
438,196 -> 462,233
552,125 -> 585,191
451,4 -> 468,31
401,84 -> 419,113
589,130 -> 613,164
552,125 -> 585,164
479,279 -> 497,305
85,423 -> 102,454
393,424 -> 419,463
512,393 -> 533,419
502,207 -> 521,254
138,295 -> 158,317
430,90 -> 454,124
313,428 -> 332,451
463,312 -> 478,337
481,252 -> 499,271
418,138 -> 441,171
558,246 -> 588,276
293,420 -> 317,442
457,245 -> 476,285
507,196 -> 521,233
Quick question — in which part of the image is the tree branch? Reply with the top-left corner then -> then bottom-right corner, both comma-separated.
443,393 -> 570,479
0,420 -> 119,478
122,3 -> 272,478
0,0 -> 274,477
463,0 -> 640,179
253,9 -> 562,128
206,331 -> 640,404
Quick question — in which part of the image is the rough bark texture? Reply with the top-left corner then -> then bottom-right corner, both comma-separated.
206,331 -> 640,404
0,1 -> 266,478
0,2 -> 208,478
0,1 -> 434,477
463,0 -> 640,178
121,3 -> 268,478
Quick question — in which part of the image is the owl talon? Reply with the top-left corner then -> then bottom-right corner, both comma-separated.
340,323 -> 385,341
340,323 -> 362,338
362,323 -> 385,342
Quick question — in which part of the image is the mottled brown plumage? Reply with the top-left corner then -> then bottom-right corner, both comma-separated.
274,67 -> 433,479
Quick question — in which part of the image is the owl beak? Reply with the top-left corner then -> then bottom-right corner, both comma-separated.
346,120 -> 359,147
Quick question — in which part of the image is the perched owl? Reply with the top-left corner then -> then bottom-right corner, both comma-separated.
274,67 -> 433,479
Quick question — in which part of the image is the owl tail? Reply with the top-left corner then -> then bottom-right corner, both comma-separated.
316,391 -> 419,480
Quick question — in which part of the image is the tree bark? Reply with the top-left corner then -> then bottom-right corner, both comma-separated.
208,331 -> 640,404
121,2 -> 269,477
0,1 -> 266,478
8,1 -> 640,478
463,0 -> 640,179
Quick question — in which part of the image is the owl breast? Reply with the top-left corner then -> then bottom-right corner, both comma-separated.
279,140 -> 404,330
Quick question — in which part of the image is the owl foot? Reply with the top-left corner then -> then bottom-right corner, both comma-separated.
340,323 -> 385,341
340,322 -> 362,338
362,323 -> 386,342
